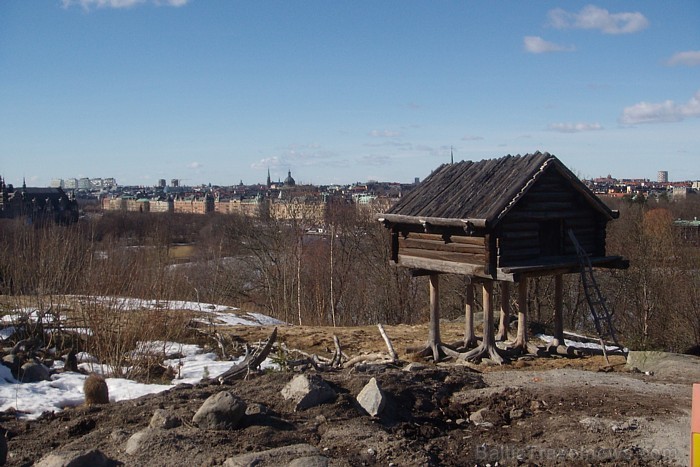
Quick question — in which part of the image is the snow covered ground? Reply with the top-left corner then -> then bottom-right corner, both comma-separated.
0,297 -> 283,419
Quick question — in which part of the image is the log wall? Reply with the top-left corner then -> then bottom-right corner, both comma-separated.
497,169 -> 607,266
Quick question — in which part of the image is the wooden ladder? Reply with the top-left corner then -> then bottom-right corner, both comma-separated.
567,229 -> 622,363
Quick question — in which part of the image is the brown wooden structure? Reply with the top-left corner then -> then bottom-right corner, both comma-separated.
378,152 -> 628,362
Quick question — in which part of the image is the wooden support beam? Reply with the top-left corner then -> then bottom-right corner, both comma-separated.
549,274 -> 565,350
464,282 -> 478,348
462,280 -> 505,364
496,282 -> 510,341
428,273 -> 441,361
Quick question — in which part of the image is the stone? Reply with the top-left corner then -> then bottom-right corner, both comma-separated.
626,351 -> 700,383
192,391 -> 247,430
149,409 -> 181,429
402,362 -> 428,372
509,408 -> 525,420
224,443 -> 320,467
281,374 -> 335,411
356,377 -> 386,417
288,456 -> 329,467
20,361 -> 50,383
34,448 -> 113,467
579,416 -> 606,433
125,429 -> 150,456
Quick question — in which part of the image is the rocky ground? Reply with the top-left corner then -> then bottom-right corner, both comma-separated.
0,322 -> 695,466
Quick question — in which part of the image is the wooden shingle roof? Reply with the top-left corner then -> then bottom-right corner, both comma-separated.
381,152 -> 616,229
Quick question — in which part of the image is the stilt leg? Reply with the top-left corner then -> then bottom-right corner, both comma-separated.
495,282 -> 511,341
463,282 -> 478,349
462,281 -> 506,364
547,274 -> 565,352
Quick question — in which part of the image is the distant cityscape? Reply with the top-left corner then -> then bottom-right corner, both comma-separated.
2,168 -> 699,226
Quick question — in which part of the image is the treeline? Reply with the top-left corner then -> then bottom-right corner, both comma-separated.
0,196 -> 699,353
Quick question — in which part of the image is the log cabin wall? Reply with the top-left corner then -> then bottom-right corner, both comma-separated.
396,231 -> 488,268
496,167 -> 607,267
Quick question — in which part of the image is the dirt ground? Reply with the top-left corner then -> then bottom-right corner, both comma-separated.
1,322 -> 694,466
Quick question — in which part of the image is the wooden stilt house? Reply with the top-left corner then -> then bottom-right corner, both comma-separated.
378,152 -> 628,362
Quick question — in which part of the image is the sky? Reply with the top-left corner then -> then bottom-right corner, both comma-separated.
1,1 -> 698,187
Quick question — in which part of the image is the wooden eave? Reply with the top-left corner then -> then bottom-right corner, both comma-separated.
377,213 -> 487,230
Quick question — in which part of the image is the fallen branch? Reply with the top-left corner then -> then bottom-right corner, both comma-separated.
342,353 -> 394,368
217,327 -> 277,383
377,323 -> 398,362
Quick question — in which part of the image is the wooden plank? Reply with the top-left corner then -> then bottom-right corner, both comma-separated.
397,255 -> 515,281
399,237 -> 486,255
448,235 -> 487,246
401,247 -> 486,264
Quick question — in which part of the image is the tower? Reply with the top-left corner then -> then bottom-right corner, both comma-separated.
267,168 -> 271,188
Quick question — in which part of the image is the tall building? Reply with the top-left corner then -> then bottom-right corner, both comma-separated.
158,179 -> 166,188
658,171 -> 669,183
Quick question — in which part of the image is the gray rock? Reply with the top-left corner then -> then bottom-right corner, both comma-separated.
125,430 -> 150,456
281,374 -> 335,411
20,361 -> 50,383
579,416 -> 606,433
149,408 -> 181,429
626,351 -> 700,383
34,448 -> 113,467
468,407 -> 497,427
356,377 -> 386,417
402,362 -> 428,372
192,391 -> 247,430
509,408 -> 524,420
223,443 -> 320,466
288,456 -> 329,467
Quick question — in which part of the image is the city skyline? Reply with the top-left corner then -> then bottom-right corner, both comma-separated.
1,1 -> 699,186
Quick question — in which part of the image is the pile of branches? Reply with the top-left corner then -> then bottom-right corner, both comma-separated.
212,323 -> 401,384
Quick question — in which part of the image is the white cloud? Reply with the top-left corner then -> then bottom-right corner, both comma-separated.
547,122 -> 603,133
61,0 -> 189,9
369,129 -> 401,138
188,161 -> 203,169
619,90 -> 700,124
666,51 -> 700,67
548,5 -> 649,35
524,36 -> 575,54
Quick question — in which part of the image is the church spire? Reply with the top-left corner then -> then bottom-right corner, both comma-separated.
266,168 -> 271,188
450,146 -> 454,164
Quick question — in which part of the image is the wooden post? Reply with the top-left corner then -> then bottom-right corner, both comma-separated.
496,282 -> 511,341
513,278 -> 528,349
550,274 -> 565,349
462,279 -> 504,364
464,282 -> 478,348
428,273 -> 441,361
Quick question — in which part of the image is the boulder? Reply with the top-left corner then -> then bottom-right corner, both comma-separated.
125,429 -> 150,456
192,391 -> 247,430
356,377 -> 386,417
281,374 -> 335,411
626,351 -> 700,383
34,448 -> 114,467
20,361 -> 50,383
149,409 -> 181,429
224,443 -> 321,467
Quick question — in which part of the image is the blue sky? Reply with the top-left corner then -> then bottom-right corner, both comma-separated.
1,1 -> 698,186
